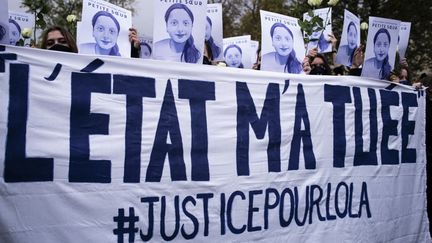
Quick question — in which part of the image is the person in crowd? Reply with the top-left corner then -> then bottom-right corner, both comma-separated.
336,21 -> 358,67
153,3 -> 200,63
362,28 -> 392,80
9,19 -> 21,46
205,16 -> 221,62
40,26 -> 78,53
80,11 -> 121,56
261,22 -> 302,74
303,47 -> 332,75
224,44 -> 244,68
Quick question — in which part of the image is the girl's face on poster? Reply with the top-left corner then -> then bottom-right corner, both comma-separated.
225,47 -> 242,68
9,23 -> 20,45
205,20 -> 211,41
93,16 -> 118,50
166,9 -> 193,44
272,26 -> 293,56
141,44 -> 151,59
347,25 -> 357,49
374,32 -> 390,61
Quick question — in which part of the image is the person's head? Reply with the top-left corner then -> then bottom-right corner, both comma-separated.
399,67 -> 410,81
8,19 -> 21,45
270,22 -> 294,57
165,3 -> 194,44
0,24 -> 6,42
41,26 -> 78,53
373,28 -> 391,62
347,21 -> 358,50
140,42 -> 152,59
309,54 -> 332,75
224,44 -> 243,68
92,11 -> 120,51
205,16 -> 212,41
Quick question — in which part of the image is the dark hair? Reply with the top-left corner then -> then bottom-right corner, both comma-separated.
165,3 -> 200,63
205,16 -> 221,60
224,44 -> 244,68
0,24 -> 5,41
141,42 -> 152,53
346,21 -> 358,66
92,11 -> 121,56
318,32 -> 330,52
310,53 -> 332,75
270,22 -> 302,74
40,25 -> 78,53
373,28 -> 391,80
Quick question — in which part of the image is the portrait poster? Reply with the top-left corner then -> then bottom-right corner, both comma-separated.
398,22 -> 411,58
361,17 -> 400,80
152,0 -> 207,64
78,0 -> 132,57
139,35 -> 153,59
132,0 -> 154,39
0,0 -> 8,45
250,40 -> 259,65
8,11 -> 35,46
206,3 -> 223,61
260,10 -> 305,74
303,7 -> 333,53
223,35 -> 252,69
335,9 -> 360,67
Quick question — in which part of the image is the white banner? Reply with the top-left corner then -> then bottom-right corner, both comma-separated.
0,45 -> 430,243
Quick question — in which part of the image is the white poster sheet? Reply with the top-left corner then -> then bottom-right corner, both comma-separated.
206,3 -> 223,61
361,17 -> 400,80
398,22 -> 411,58
152,0 -> 207,64
260,10 -> 305,74
78,0 -> 132,57
335,9 -> 360,67
303,7 -> 333,53
8,11 -> 35,46
250,40 -> 259,65
223,35 -> 252,69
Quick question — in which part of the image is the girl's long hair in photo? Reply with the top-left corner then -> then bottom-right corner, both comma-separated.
374,28 -> 392,79
270,23 -> 301,74
205,17 -> 221,60
165,4 -> 200,63
92,11 -> 121,56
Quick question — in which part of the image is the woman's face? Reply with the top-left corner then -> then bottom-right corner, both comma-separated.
347,25 -> 357,49
46,30 -> 68,49
205,20 -> 211,41
166,9 -> 193,44
141,44 -> 151,59
9,23 -> 20,45
93,15 -> 119,50
272,26 -> 293,56
374,32 -> 390,61
225,47 -> 242,68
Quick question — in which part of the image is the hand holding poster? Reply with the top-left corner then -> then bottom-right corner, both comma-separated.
0,0 -> 8,45
361,17 -> 400,80
8,11 -> 35,46
153,0 -> 207,64
303,7 -> 333,53
223,35 -> 252,69
206,3 -> 223,61
260,10 -> 305,74
78,0 -> 132,57
335,9 -> 360,67
398,22 -> 411,58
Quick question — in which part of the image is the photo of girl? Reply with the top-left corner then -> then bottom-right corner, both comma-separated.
153,3 -> 200,63
306,30 -> 331,53
205,16 -> 221,62
336,21 -> 359,67
8,19 -> 21,46
0,24 -> 7,43
140,42 -> 152,59
79,11 -> 121,56
362,28 -> 392,80
224,44 -> 244,68
261,22 -> 302,74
